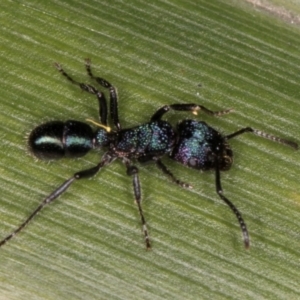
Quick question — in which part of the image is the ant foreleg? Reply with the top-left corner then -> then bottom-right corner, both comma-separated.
151,104 -> 232,121
155,158 -> 192,189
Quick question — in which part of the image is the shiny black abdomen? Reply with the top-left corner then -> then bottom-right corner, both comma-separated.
28,120 -> 94,160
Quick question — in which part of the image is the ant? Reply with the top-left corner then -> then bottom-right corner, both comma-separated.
0,60 -> 297,249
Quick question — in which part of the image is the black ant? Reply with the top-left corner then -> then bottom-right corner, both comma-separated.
0,60 -> 297,249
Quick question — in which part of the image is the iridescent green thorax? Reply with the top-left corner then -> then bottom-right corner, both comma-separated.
112,120 -> 175,158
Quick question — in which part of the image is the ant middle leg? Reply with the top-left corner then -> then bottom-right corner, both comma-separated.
85,59 -> 121,131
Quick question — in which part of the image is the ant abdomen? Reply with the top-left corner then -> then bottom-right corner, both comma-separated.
28,120 -> 94,160
1,60 -> 296,250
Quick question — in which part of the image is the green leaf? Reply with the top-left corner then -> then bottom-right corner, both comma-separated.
1,1 -> 300,299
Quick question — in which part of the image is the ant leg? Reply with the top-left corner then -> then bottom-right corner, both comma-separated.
0,154 -> 114,247
85,59 -> 121,131
151,104 -> 232,121
0,177 -> 75,247
226,127 -> 298,150
155,159 -> 192,189
55,63 -> 108,126
215,163 -> 250,249
124,160 -> 150,249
